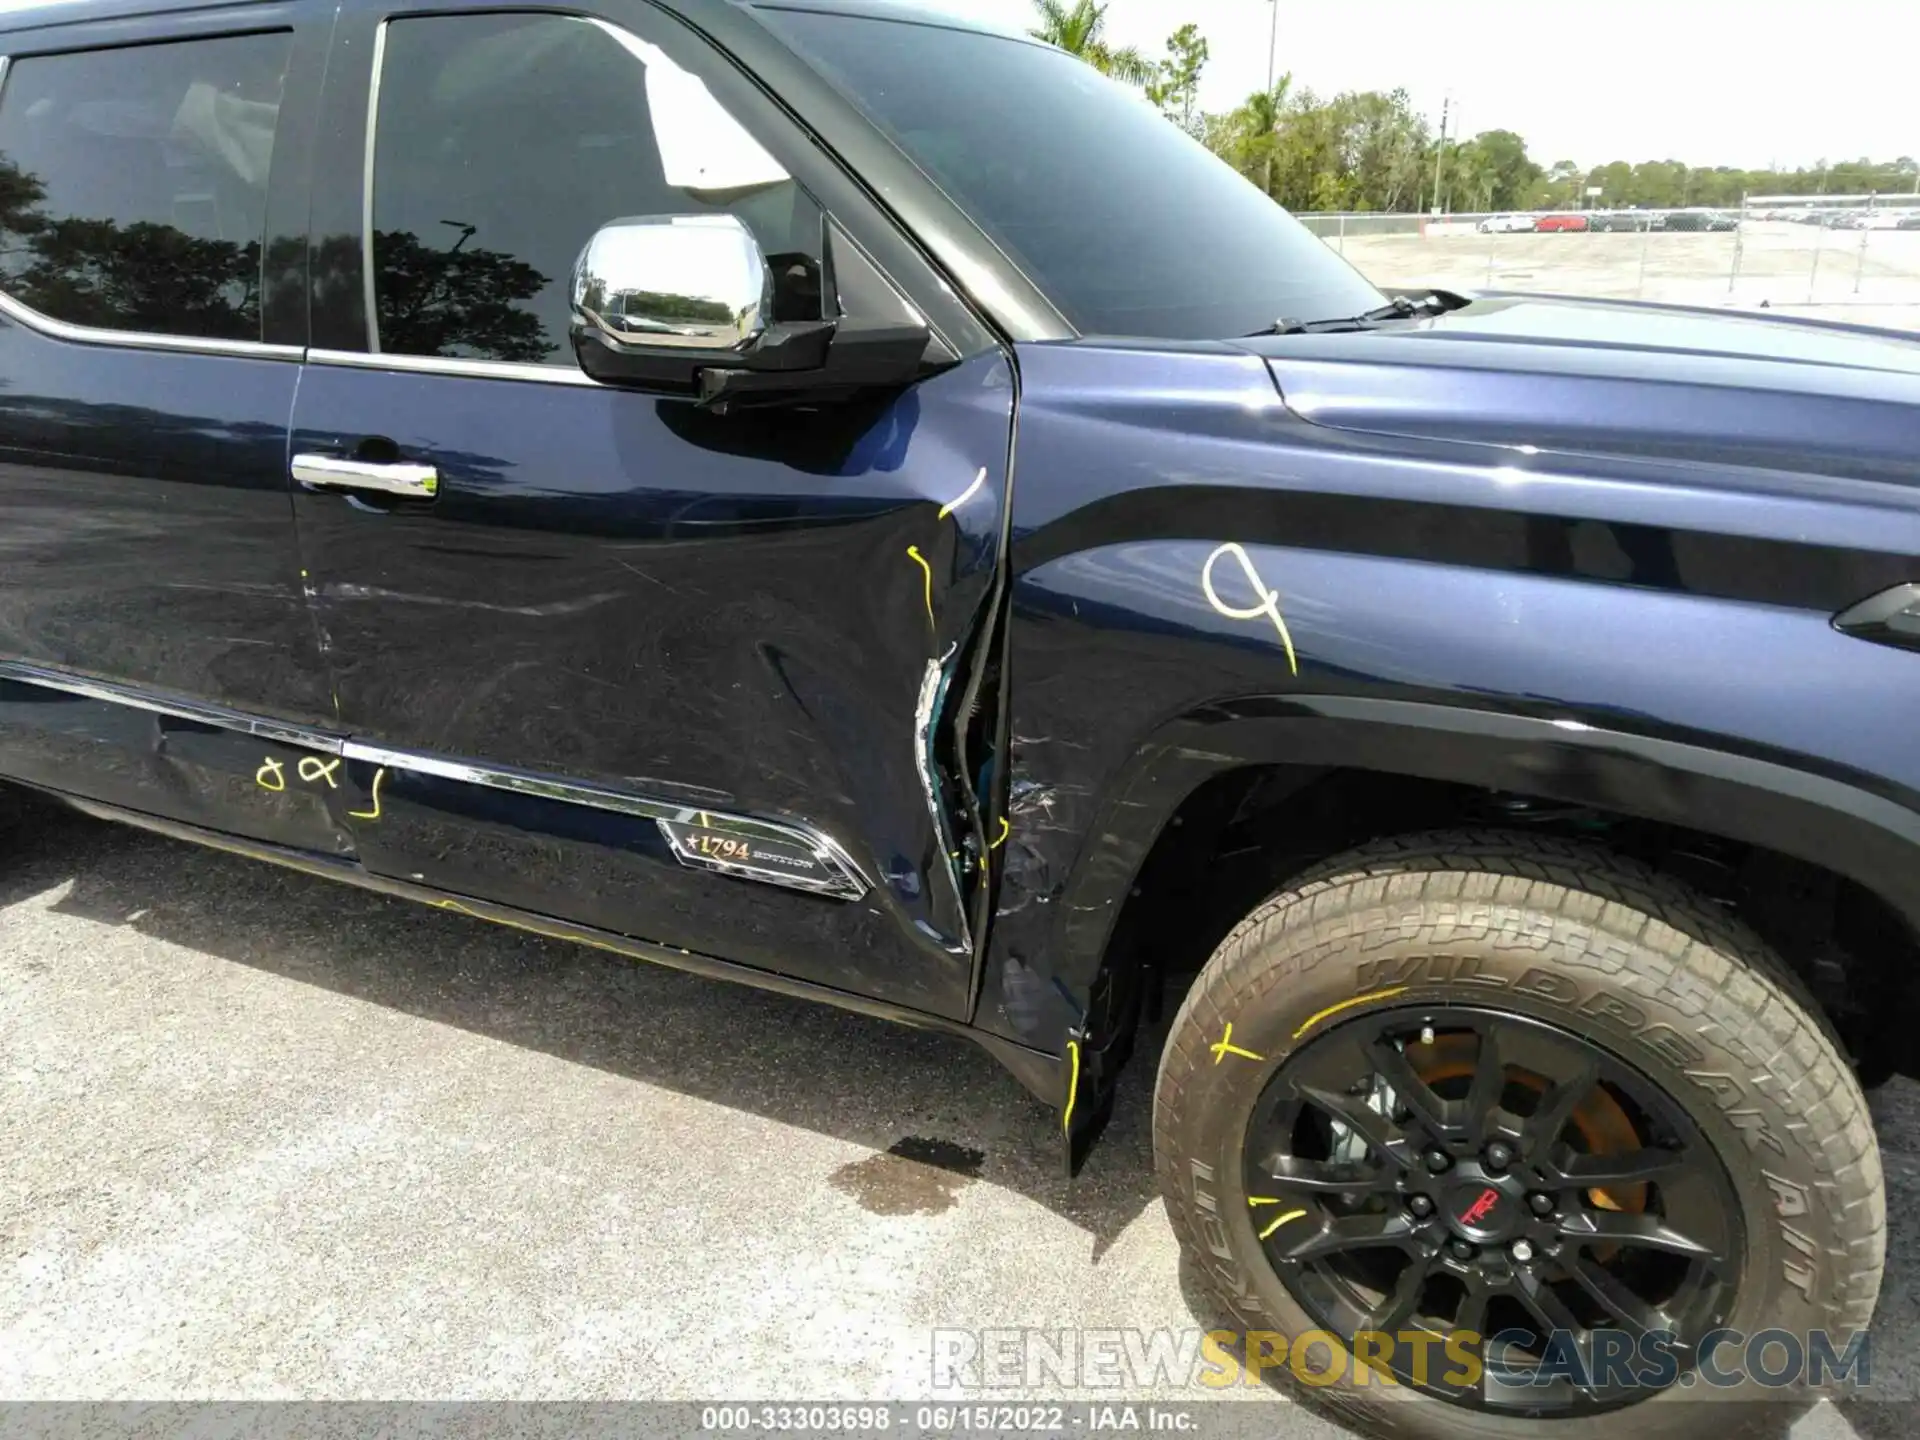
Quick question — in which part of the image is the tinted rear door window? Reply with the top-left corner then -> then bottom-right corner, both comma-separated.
0,33 -> 291,340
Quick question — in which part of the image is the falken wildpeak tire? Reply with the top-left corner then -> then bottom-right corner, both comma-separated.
1154,830 -> 1884,1440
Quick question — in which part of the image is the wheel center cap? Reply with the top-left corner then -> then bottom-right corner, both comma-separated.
1445,1179 -> 1516,1241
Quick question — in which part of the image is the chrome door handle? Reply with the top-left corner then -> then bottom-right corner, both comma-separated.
292,453 -> 439,499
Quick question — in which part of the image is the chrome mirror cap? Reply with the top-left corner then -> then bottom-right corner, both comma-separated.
571,213 -> 771,353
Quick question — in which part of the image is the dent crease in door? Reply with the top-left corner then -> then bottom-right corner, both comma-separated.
290,350 -> 1017,1019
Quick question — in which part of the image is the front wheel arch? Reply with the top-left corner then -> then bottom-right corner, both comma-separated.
1047,696 -> 1920,1170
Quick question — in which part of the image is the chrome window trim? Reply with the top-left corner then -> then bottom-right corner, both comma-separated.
307,347 -> 598,385
0,49 -> 300,362
0,289 -> 304,359
0,662 -> 343,752
361,21 -> 386,353
342,740 -> 871,900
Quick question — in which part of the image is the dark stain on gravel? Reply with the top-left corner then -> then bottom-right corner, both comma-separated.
830,1136 -> 986,1216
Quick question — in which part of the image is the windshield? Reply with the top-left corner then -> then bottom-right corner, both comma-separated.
756,7 -> 1384,340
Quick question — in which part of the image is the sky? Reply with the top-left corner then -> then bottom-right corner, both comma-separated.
0,0 -> 1908,171
939,0 -> 1916,172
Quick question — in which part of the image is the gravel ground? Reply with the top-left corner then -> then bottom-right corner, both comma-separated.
1,797 -> 1917,1437
1335,225 -> 1920,332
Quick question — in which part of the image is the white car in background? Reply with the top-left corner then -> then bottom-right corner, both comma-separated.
1477,212 -> 1536,233
1861,211 -> 1911,230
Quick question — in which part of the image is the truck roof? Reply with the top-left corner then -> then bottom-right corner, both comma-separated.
0,0 -> 262,36
0,0 -> 1029,39
741,0 -> 1029,40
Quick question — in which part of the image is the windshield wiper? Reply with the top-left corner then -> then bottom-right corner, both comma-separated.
1247,291 -> 1459,337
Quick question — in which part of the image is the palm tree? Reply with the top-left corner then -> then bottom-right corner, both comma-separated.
1028,0 -> 1152,85
1239,75 -> 1291,196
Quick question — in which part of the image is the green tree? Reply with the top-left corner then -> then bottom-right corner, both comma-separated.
1585,160 -> 1634,207
1028,0 -> 1151,84
1208,76 -> 1291,197
1472,129 -> 1543,210
1220,84 -> 1430,212
1145,23 -> 1210,136
1440,136 -> 1501,212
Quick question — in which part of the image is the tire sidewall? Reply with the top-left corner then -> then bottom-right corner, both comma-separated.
1164,916 -> 1855,1432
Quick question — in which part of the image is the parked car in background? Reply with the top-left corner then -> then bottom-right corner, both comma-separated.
1476,212 -> 1535,233
1899,214 -> 1920,230
1659,209 -> 1736,232
1862,211 -> 1910,230
1590,210 -> 1652,232
1533,213 -> 1589,232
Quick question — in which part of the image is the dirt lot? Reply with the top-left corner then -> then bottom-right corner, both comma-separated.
1334,223 -> 1920,332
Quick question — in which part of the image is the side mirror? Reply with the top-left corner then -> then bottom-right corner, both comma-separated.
570,213 -> 934,407
572,213 -> 771,358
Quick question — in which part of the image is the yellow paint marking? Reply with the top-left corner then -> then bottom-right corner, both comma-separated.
1290,986 -> 1410,1041
991,816 -> 1010,849
347,767 -> 386,820
254,757 -> 286,792
1062,1039 -> 1081,1135
937,467 -> 988,520
1248,1196 -> 1283,1206
1258,1208 -> 1308,1240
1202,542 -> 1299,676
297,755 -> 341,788
906,545 -> 934,623
1209,1021 -> 1265,1065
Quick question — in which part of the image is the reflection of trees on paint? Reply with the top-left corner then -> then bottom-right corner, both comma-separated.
2,154 -> 262,337
1,156 -> 550,358
372,228 -> 552,362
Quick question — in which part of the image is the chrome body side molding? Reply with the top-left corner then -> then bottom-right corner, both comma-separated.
0,661 -> 344,752
342,740 -> 870,900
0,663 -> 867,901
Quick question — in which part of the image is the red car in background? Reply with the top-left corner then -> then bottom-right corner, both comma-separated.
1534,213 -> 1591,232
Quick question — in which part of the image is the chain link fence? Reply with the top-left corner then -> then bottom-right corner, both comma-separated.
1295,195 -> 1920,330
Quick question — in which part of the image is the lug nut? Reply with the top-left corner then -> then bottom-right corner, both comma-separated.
1424,1148 -> 1452,1173
1407,1194 -> 1435,1218
1527,1192 -> 1556,1216
1447,1239 -> 1476,1261
1484,1141 -> 1514,1172
1510,1239 -> 1535,1263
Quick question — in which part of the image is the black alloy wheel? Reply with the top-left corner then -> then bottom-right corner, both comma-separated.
1241,1006 -> 1740,1412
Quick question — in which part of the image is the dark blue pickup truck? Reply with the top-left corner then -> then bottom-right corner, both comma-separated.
0,0 -> 1912,1431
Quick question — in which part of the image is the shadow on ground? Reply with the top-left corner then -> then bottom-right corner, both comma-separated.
0,798 -> 1169,1259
